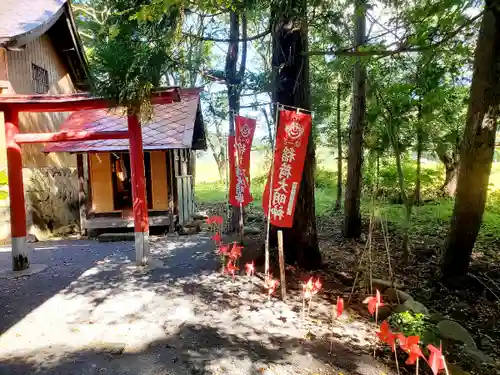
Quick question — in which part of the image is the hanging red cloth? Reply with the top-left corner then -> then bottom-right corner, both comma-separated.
229,115 -> 257,207
262,107 -> 312,228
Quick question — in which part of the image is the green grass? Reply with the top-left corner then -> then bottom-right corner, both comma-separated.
195,155 -> 500,260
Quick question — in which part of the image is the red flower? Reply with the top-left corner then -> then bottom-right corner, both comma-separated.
313,278 -> 322,292
217,243 -> 230,256
363,289 -> 384,316
377,321 -> 397,350
213,216 -> 224,225
264,276 -> 279,295
303,277 -> 321,298
245,261 -> 255,276
211,232 -> 222,245
427,344 -> 445,375
229,242 -> 243,259
206,217 -> 214,224
226,260 -> 239,279
336,296 -> 344,319
398,335 -> 423,365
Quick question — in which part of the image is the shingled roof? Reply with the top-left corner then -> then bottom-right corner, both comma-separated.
0,0 -> 88,89
0,0 -> 66,43
43,88 -> 206,153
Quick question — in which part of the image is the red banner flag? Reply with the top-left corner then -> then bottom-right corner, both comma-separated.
229,115 -> 257,207
262,108 -> 312,227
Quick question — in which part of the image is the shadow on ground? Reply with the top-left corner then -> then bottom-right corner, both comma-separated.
0,234 -> 393,375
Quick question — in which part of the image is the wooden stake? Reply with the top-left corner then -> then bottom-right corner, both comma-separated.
277,230 -> 286,301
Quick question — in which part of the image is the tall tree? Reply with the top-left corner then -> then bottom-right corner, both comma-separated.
344,0 -> 367,238
225,7 -> 249,232
335,83 -> 343,211
269,0 -> 321,269
442,0 -> 500,281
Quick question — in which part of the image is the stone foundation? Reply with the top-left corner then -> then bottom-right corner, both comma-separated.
25,167 -> 79,235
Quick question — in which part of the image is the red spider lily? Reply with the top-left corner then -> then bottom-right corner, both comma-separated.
336,296 -> 344,319
314,278 -> 322,292
226,260 -> 239,280
376,321 -> 398,351
264,276 -> 279,295
212,216 -> 224,225
303,277 -> 321,298
217,243 -> 230,256
211,232 -> 222,245
398,334 -> 423,365
427,344 -> 446,375
206,217 -> 214,225
303,277 -> 314,298
245,261 -> 255,277
363,289 -> 384,316
229,242 -> 243,259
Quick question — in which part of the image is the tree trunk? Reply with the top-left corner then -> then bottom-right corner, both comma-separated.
225,10 -> 248,233
388,116 -> 412,261
343,0 -> 366,238
442,164 -> 458,196
414,127 -> 422,205
269,0 -> 321,269
442,2 -> 500,281
335,83 -> 342,211
436,149 -> 459,197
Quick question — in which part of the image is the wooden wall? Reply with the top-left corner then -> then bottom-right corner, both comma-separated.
89,153 -> 114,213
88,151 -> 169,213
151,151 -> 168,210
0,34 -> 76,169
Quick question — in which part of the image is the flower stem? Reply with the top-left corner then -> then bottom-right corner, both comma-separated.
393,343 -> 400,375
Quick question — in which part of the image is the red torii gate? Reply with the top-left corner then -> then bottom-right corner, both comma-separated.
0,88 -> 181,272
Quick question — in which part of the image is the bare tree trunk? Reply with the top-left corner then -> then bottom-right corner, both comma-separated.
389,117 -> 412,261
335,83 -> 342,211
414,126 -> 423,205
344,0 -> 366,238
226,10 -> 248,233
442,165 -> 458,196
442,1 -> 500,282
436,149 -> 459,196
269,0 -> 321,269
261,106 -> 274,150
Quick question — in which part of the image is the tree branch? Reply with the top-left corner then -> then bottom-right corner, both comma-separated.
308,10 -> 484,57
182,28 -> 270,42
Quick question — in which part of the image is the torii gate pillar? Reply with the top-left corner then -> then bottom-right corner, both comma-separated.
4,109 -> 29,271
127,113 -> 150,265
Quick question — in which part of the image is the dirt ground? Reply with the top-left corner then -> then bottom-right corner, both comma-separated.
0,234 -> 394,375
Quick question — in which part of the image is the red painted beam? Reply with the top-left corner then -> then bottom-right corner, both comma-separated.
0,89 -> 181,113
14,130 -> 129,144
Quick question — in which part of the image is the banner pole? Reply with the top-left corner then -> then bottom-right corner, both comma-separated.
264,102 -> 280,277
225,132 -> 230,233
233,124 -> 245,245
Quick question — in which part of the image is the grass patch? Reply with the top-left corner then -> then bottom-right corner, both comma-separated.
195,157 -> 500,258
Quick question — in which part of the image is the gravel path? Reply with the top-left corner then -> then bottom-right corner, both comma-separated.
0,234 -> 394,375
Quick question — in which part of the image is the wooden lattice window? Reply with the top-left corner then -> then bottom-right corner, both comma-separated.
31,64 -> 49,94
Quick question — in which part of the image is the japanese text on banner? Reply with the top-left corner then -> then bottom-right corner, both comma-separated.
229,116 -> 257,207
262,108 -> 312,227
